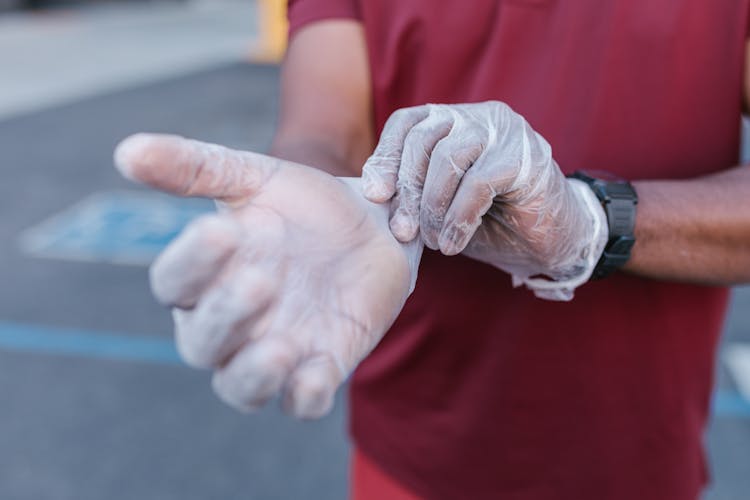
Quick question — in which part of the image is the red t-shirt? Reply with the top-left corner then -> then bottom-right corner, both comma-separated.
288,1 -> 749,499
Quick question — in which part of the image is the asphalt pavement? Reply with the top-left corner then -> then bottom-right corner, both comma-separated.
0,62 -> 349,500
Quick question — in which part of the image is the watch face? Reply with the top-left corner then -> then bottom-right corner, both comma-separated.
578,169 -> 626,183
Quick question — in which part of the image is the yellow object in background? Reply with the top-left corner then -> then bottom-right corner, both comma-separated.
249,0 -> 288,63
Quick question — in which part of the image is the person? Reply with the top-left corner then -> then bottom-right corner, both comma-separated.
114,1 -> 750,498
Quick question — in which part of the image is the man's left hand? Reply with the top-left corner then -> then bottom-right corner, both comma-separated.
362,101 -> 607,300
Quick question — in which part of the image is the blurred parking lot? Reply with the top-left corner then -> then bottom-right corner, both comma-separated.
1,1 -> 749,499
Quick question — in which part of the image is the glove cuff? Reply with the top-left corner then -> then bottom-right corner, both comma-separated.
520,178 -> 608,301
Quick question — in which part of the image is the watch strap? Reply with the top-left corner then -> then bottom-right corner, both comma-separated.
569,171 -> 638,280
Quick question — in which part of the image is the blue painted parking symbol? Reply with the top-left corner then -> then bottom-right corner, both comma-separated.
18,190 -> 213,265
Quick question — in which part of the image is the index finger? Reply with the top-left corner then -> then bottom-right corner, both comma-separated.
361,105 -> 430,202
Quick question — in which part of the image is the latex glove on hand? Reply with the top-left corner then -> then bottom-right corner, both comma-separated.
115,134 -> 422,418
361,101 -> 607,301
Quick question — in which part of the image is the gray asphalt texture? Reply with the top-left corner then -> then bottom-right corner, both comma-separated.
0,62 -> 749,500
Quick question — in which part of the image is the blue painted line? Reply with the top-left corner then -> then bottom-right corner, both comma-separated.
0,321 -> 181,366
712,391 -> 750,417
1,321 -> 750,418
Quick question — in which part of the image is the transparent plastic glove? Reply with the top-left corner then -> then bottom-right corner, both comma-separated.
361,101 -> 607,301
114,134 -> 422,418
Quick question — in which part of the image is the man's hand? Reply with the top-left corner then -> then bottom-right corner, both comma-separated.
115,134 -> 421,418
361,101 -> 607,300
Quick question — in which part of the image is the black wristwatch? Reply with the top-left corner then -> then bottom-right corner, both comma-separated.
569,171 -> 638,280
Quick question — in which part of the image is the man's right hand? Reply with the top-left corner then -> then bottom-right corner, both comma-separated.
115,133 -> 421,419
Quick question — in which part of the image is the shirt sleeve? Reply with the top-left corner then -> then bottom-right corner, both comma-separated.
287,0 -> 360,39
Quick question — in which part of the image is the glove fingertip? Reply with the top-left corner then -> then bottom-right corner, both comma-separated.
283,380 -> 335,420
114,133 -> 155,182
361,167 -> 396,202
390,214 -> 419,242
211,372 -> 260,414
282,356 -> 339,419
438,226 -> 470,256
361,181 -> 390,203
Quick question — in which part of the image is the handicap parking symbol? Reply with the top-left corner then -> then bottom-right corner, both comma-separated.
18,190 -> 214,265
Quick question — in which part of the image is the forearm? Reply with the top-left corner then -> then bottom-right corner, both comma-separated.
623,165 -> 750,285
269,137 -> 362,177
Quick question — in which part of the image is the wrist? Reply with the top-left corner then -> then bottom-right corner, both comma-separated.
521,178 -> 608,300
339,177 -> 424,295
569,171 -> 639,279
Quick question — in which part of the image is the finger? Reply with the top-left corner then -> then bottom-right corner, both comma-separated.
150,215 -> 240,308
438,118 -> 553,256
211,337 -> 298,413
282,353 -> 342,419
389,112 -> 452,242
419,131 -> 484,250
361,106 -> 430,202
114,133 -> 274,202
438,166 -> 497,256
172,267 -> 276,369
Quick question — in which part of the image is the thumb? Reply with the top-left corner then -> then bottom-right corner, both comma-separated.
114,133 -> 272,202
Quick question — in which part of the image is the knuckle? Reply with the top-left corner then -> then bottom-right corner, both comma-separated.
391,104 -> 425,121
387,105 -> 431,131
390,107 -> 411,121
487,100 -> 511,114
382,108 -> 413,133
492,100 -> 507,110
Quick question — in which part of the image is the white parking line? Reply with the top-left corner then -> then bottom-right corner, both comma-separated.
724,343 -> 750,399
